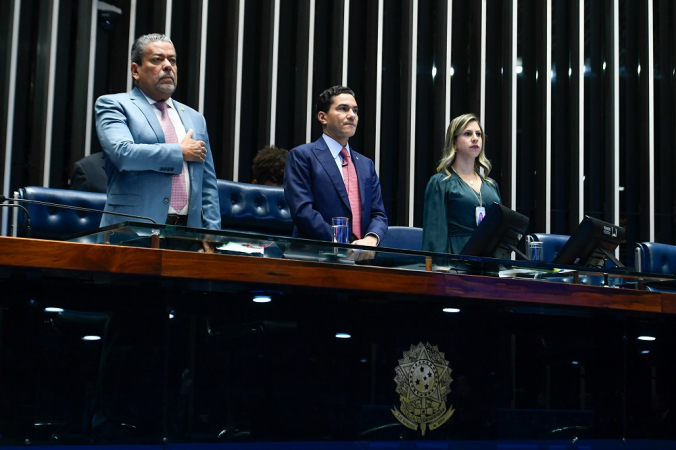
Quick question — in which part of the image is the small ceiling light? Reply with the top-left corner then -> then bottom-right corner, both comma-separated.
638,336 -> 656,341
44,307 -> 64,313
82,335 -> 102,341
571,361 -> 579,365
443,308 -> 460,313
641,350 -> 650,354
253,295 -> 272,303
335,333 -> 351,339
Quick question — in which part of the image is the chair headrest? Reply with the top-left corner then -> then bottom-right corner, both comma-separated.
217,179 -> 293,236
14,186 -> 107,239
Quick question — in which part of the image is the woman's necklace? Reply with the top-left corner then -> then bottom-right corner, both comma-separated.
452,166 -> 479,185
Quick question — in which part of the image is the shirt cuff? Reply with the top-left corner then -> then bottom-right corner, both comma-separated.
365,232 -> 380,246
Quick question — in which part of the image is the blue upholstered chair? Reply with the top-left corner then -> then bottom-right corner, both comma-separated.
380,226 -> 423,251
10,181 -> 294,239
634,242 -> 676,292
12,186 -> 107,239
635,242 -> 676,275
374,226 -> 424,268
217,179 -> 293,236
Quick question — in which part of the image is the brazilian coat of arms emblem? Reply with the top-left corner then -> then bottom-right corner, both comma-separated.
392,342 -> 454,436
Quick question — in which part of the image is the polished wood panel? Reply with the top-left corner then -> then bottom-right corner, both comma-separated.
2,236 -> 674,314
0,236 -> 162,275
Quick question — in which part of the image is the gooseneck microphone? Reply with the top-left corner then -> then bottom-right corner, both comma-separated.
0,203 -> 32,238
0,195 -> 158,228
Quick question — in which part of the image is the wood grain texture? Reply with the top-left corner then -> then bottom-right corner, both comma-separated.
161,250 -> 666,313
661,292 -> 676,314
0,237 -> 162,275
1,236 -> 673,314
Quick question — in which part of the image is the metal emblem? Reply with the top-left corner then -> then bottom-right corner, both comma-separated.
392,342 -> 454,435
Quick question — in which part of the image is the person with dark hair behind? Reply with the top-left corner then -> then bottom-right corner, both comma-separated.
69,152 -> 108,193
252,145 -> 288,186
284,85 -> 387,251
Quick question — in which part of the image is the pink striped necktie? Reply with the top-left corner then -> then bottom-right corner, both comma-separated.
340,147 -> 362,239
154,100 -> 188,212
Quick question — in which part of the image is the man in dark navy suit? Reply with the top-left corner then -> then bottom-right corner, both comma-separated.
284,86 -> 388,246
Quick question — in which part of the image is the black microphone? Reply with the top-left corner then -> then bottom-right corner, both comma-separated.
0,203 -> 32,238
0,195 -> 158,226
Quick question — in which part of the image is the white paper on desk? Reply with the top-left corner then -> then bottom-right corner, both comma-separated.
216,242 -> 264,255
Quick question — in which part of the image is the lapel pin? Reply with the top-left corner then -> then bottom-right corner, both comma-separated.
180,107 -> 185,111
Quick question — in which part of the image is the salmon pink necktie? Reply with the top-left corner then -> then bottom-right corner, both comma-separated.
155,101 -> 188,212
340,147 -> 362,239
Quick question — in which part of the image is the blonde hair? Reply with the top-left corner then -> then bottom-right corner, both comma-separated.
436,113 -> 493,181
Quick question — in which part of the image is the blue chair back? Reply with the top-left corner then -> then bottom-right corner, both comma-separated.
13,186 -> 107,239
527,233 -> 570,264
217,179 -> 293,236
635,242 -> 676,275
12,182 -> 295,240
380,226 -> 423,251
374,226 -> 424,268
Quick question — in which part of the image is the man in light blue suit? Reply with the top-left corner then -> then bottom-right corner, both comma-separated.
95,33 -> 220,242
284,86 -> 388,247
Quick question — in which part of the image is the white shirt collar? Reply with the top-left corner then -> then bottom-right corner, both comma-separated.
322,133 -> 351,160
140,90 -> 176,109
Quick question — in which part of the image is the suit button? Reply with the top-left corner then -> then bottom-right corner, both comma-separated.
164,198 -> 169,204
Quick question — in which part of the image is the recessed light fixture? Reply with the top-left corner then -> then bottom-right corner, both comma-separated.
571,361 -> 579,365
443,308 -> 460,313
335,333 -> 351,339
253,295 -> 272,303
638,336 -> 656,341
82,335 -> 102,341
44,307 -> 64,313
641,350 -> 650,354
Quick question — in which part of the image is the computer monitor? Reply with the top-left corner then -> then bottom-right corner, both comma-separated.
551,216 -> 625,268
460,202 -> 530,260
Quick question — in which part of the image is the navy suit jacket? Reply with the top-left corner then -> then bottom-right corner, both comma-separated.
95,87 -> 220,229
284,137 -> 388,242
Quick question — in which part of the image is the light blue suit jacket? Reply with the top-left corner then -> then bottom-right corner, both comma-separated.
95,87 -> 221,229
284,137 -> 388,242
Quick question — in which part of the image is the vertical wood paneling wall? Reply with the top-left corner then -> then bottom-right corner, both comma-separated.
0,0 -> 674,266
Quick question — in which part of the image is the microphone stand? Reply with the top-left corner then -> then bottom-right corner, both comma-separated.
0,195 -> 158,242
0,195 -> 157,224
0,203 -> 32,238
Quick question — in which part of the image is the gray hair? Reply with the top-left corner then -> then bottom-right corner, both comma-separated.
130,33 -> 173,65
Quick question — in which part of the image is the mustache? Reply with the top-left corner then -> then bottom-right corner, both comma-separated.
158,73 -> 175,82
